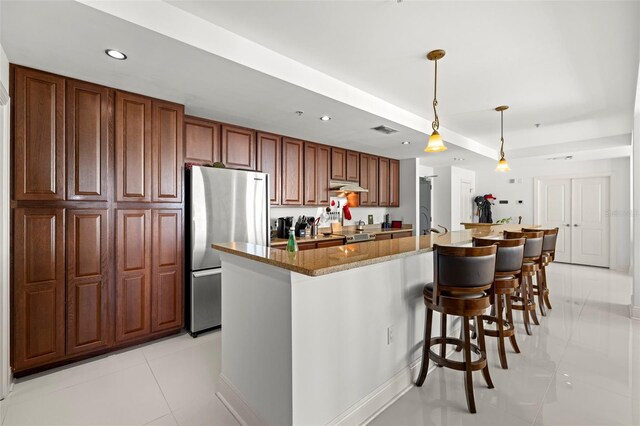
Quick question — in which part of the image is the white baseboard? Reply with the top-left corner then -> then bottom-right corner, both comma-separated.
216,374 -> 267,426
630,304 -> 640,320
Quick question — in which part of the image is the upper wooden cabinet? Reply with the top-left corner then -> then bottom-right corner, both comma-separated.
359,153 -> 379,206
14,67 -> 66,200
152,209 -> 183,332
282,138 -> 304,205
152,100 -> 183,202
184,116 -> 220,164
303,142 -> 329,206
378,157 -> 390,207
66,80 -> 111,201
346,150 -> 360,182
66,209 -> 110,355
221,125 -> 256,170
390,159 -> 400,207
331,148 -> 346,181
115,92 -> 152,202
257,132 -> 281,205
13,208 -> 66,371
317,145 -> 331,205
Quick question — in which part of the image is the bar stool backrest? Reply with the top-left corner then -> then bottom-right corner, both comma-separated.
503,231 -> 544,260
433,244 -> 497,289
522,227 -> 559,253
473,237 -> 526,273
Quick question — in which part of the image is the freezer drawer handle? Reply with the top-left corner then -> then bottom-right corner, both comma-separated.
193,269 -> 222,278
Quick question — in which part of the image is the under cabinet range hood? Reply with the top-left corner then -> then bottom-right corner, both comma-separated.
329,181 -> 369,193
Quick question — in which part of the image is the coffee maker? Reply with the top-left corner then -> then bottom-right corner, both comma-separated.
277,217 -> 293,238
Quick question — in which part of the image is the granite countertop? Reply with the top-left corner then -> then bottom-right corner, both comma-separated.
270,226 -> 414,247
213,224 -> 534,277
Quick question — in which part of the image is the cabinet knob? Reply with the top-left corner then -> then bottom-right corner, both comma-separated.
573,224 -> 579,227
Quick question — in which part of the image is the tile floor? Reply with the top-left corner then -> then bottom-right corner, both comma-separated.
0,263 -> 638,425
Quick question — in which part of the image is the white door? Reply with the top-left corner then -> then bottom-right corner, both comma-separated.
460,181 -> 473,227
537,176 -> 610,267
571,177 -> 610,267
538,178 -> 571,262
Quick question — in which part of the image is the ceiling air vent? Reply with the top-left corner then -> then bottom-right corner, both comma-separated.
371,125 -> 399,135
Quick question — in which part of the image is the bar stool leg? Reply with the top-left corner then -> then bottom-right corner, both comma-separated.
416,308 -> 433,386
542,267 -> 553,310
505,294 -> 521,353
528,275 -> 540,326
495,294 -> 508,369
439,313 -> 448,365
518,277 -> 533,335
462,316 -> 476,413
536,269 -> 547,317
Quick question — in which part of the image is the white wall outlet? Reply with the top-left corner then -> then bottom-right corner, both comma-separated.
387,325 -> 394,345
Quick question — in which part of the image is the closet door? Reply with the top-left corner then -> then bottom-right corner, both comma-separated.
571,177 -> 610,267
537,178 -> 571,263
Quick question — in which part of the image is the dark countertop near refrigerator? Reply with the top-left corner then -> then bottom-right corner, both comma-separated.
270,225 -> 414,247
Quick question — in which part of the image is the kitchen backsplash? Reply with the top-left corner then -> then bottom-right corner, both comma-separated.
270,205 -> 394,230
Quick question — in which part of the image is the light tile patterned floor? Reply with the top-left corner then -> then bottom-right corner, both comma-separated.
0,263 -> 638,425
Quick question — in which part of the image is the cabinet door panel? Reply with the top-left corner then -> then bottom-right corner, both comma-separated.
116,92 -> 151,202
378,157 -> 390,207
184,116 -> 220,164
221,125 -> 256,170
359,154 -> 370,206
66,80 -> 110,200
14,67 -> 65,200
257,132 -> 281,205
317,145 -> 330,205
331,148 -> 346,181
152,101 -> 183,202
66,209 -> 109,355
282,138 -> 303,205
304,143 -> 318,205
390,159 -> 400,207
346,150 -> 360,182
13,208 -> 65,371
116,209 -> 151,342
368,155 -> 379,205
152,209 -> 183,332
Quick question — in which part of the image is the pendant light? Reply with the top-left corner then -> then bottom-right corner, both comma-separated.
495,105 -> 510,172
425,49 -> 447,152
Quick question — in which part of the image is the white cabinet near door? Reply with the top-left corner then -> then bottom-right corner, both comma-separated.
536,176 -> 610,267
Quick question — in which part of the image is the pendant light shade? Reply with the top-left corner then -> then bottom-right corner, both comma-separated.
495,105 -> 510,172
425,49 -> 447,153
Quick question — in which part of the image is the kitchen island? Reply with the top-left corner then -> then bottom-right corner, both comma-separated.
212,224 -> 532,425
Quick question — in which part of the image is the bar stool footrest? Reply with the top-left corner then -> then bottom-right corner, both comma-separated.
428,337 -> 487,372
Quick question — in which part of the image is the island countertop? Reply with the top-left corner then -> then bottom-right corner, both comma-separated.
212,224 -> 534,277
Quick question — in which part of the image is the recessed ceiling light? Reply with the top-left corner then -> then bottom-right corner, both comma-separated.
320,115 -> 331,121
105,49 -> 127,60
295,111 -> 304,116
401,141 -> 411,145
453,157 -> 465,161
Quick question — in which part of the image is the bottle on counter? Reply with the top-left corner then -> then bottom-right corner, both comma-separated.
286,227 -> 299,252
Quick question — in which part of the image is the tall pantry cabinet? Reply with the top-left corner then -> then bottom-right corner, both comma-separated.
11,65 -> 184,375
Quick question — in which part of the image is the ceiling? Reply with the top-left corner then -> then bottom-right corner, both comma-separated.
2,0 -> 638,166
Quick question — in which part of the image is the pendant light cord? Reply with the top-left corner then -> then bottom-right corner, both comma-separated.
499,110 -> 505,159
432,60 -> 439,132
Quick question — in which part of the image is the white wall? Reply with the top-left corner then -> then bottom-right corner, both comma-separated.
632,58 -> 640,317
393,158 -> 418,232
450,166 -> 476,231
432,167 -> 452,230
474,157 -> 631,272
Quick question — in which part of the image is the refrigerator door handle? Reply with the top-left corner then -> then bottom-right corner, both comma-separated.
193,269 -> 222,278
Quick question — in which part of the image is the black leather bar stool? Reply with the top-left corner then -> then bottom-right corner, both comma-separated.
503,230 -> 544,335
416,244 -> 497,413
523,227 -> 559,312
473,237 -> 526,369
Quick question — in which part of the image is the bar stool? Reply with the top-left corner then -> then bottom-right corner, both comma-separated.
473,237 -> 526,369
504,230 -> 544,335
416,244 -> 497,413
523,227 -> 559,312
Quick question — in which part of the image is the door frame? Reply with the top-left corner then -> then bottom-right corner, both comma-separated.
534,173 -> 613,268
0,78 -> 11,398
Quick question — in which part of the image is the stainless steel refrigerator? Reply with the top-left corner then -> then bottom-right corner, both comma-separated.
186,166 -> 270,336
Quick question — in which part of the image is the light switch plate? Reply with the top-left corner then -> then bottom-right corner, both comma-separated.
368,215 -> 374,224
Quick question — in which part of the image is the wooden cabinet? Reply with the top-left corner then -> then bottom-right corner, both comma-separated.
392,231 -> 412,239
390,159 -> 400,207
184,116 -> 220,164
66,209 -> 109,355
378,157 -> 390,207
346,150 -> 360,182
14,67 -> 66,200
115,209 -> 151,342
13,208 -> 66,371
331,148 -> 346,181
116,92 -> 152,202
316,239 -> 344,248
257,132 -> 281,205
304,143 -> 330,206
66,80 -> 111,201
221,125 -> 255,170
298,242 -> 316,251
359,154 -> 379,206
282,138 -> 304,205
151,210 -> 183,332
375,233 -> 392,241
152,100 -> 183,202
